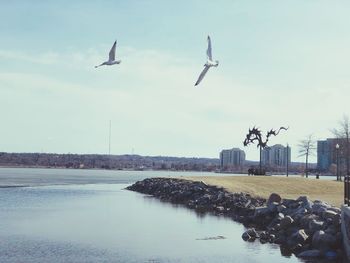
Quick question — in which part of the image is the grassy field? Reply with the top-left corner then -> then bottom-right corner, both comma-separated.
183,176 -> 343,207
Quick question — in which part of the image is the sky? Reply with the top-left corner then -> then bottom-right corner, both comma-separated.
1,0 -> 350,162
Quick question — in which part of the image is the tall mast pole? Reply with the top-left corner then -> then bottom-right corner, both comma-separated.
109,120 -> 111,156
286,144 -> 289,177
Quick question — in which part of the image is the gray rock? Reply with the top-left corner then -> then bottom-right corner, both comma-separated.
280,216 -> 294,229
216,206 -> 225,212
312,200 -> 331,215
297,249 -> 321,258
274,223 -> 281,231
300,214 -> 318,229
244,199 -> 252,208
242,228 -> 258,241
289,229 -> 309,247
297,196 -> 313,210
324,225 -> 338,235
323,210 -> 338,221
332,213 -> 341,226
291,207 -> 308,218
324,250 -> 339,260
328,207 -> 341,214
277,204 -> 287,213
215,191 -> 225,202
198,181 -> 208,187
274,234 -> 287,244
193,185 -> 204,193
241,232 -> 250,241
247,228 -> 258,238
259,231 -> 268,239
313,206 -> 328,216
277,212 -> 285,220
312,230 -> 337,250
254,206 -> 270,217
282,198 -> 298,208
297,196 -> 309,203
309,219 -> 325,232
267,193 -> 282,205
267,202 -> 279,213
269,234 -> 276,243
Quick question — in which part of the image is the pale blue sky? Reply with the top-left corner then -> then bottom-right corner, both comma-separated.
1,1 -> 350,161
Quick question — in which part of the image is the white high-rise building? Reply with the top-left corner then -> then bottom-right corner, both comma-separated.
220,148 -> 246,168
262,144 -> 291,167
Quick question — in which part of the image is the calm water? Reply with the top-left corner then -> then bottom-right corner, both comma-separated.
0,168 -> 333,262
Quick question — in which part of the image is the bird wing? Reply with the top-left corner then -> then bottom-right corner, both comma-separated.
108,41 -> 117,61
195,66 -> 210,86
206,36 -> 212,60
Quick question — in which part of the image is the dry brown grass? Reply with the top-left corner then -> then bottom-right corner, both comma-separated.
183,176 -> 343,207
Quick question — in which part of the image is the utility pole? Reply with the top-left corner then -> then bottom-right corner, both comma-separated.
286,144 -> 289,177
259,145 -> 262,174
336,143 -> 340,181
108,120 -> 111,156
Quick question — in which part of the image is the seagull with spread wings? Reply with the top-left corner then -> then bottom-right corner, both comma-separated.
194,36 -> 219,86
95,40 -> 121,68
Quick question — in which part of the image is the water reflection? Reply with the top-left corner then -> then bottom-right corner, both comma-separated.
139,191 -> 346,263
0,183 -> 344,263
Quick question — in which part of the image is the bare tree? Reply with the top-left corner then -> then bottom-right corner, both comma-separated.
298,134 -> 316,178
332,115 -> 350,177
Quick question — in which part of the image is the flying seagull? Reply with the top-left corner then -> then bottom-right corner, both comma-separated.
194,36 -> 219,86
95,40 -> 121,68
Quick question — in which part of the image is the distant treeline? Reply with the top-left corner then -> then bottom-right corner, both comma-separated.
0,152 -> 220,171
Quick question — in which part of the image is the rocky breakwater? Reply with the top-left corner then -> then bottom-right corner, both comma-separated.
246,195 -> 343,261
126,178 -> 343,261
126,178 -> 265,220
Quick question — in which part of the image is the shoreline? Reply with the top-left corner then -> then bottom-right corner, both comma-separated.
0,166 -> 337,176
127,177 -> 343,261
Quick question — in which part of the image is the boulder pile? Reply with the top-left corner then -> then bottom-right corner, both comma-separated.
126,177 -> 343,260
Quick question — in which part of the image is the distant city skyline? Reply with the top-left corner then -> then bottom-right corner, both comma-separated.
220,148 -> 246,168
262,144 -> 291,167
1,1 -> 350,162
